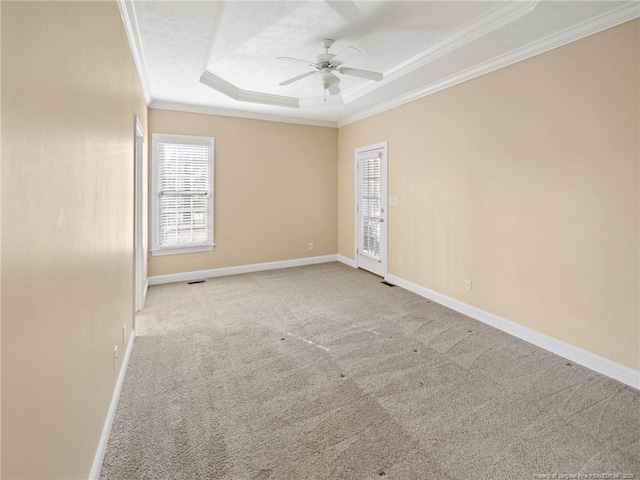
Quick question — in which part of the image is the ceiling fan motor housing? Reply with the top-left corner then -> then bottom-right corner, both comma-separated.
316,53 -> 335,66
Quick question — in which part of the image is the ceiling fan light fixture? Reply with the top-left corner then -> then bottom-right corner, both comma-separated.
317,68 -> 340,88
277,38 -> 382,100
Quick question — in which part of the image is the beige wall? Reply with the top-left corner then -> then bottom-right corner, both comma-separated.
338,20 -> 639,370
0,2 -> 3,474
1,2 -> 147,479
0,4 -> 636,477
148,109 -> 337,277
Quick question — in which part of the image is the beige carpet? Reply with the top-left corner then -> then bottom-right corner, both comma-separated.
100,262 -> 639,479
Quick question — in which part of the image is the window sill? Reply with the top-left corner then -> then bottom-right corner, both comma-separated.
151,244 -> 215,256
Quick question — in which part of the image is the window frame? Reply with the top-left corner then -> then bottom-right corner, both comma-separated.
151,133 -> 215,256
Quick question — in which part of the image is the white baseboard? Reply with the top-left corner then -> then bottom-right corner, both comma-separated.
386,274 -> 640,390
337,254 -> 357,268
89,330 -> 136,480
147,254 -> 339,286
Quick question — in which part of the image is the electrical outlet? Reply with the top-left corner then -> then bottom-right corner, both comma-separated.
398,259 -> 403,268
308,243 -> 314,251
122,324 -> 127,344
114,345 -> 119,370
465,280 -> 472,292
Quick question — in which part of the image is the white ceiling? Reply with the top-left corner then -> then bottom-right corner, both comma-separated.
120,0 -> 639,127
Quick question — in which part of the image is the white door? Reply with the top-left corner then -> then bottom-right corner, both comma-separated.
356,142 -> 387,277
134,117 -> 145,312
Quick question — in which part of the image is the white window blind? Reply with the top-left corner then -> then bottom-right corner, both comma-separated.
360,152 -> 381,260
152,134 -> 214,255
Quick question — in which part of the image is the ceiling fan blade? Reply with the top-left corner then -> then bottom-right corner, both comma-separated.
276,56 -> 318,68
330,46 -> 362,67
327,83 -> 341,95
338,67 -> 383,81
279,71 -> 316,86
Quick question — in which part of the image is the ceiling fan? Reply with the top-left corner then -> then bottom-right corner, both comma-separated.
277,39 -> 383,98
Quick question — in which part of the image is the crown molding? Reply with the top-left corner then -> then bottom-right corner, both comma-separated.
337,2 -> 640,127
200,71 -> 300,108
199,71 -> 237,99
120,0 -> 638,126
199,71 -> 345,109
117,0 -> 152,105
343,0 -> 538,104
197,1 -> 538,111
149,101 -> 337,128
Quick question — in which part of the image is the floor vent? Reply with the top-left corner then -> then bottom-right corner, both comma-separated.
187,280 -> 206,285
381,281 -> 396,287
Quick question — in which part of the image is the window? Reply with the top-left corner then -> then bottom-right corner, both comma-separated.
152,134 -> 214,256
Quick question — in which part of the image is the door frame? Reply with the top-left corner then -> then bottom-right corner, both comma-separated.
354,141 -> 388,278
134,116 -> 145,313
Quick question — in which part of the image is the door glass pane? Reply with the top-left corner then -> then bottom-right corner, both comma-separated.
361,156 -> 381,260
